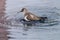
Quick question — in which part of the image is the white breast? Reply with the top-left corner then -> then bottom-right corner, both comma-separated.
24,15 -> 30,21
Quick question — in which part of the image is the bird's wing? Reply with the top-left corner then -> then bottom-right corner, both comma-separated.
28,13 -> 40,20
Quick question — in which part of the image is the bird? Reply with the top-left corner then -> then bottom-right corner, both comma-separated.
19,8 -> 47,23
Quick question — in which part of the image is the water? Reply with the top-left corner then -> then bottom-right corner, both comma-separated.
4,0 -> 60,40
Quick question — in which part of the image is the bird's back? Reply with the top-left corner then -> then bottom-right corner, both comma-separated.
24,12 -> 41,21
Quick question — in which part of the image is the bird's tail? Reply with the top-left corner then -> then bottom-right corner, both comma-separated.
39,17 -> 48,23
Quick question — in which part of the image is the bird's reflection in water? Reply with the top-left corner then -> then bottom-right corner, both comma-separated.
22,24 -> 32,35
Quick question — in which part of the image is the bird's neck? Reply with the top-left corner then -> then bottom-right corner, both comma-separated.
23,9 -> 29,16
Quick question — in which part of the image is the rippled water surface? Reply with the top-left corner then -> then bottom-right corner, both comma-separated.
4,0 -> 60,40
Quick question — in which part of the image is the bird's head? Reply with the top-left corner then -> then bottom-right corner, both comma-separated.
20,8 -> 28,12
20,8 -> 25,12
17,8 -> 28,14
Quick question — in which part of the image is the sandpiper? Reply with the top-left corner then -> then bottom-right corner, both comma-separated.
19,8 -> 47,22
